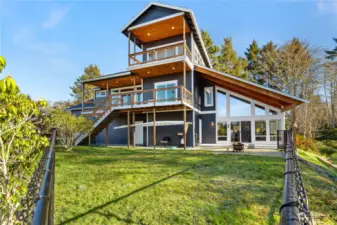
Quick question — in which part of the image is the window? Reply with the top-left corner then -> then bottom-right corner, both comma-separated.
204,87 -> 214,107
217,122 -> 227,141
231,121 -> 241,142
230,95 -> 250,117
255,121 -> 266,141
270,120 -> 281,141
217,90 -> 226,117
155,80 -> 178,102
95,90 -> 106,98
269,109 -> 278,115
255,104 -> 265,116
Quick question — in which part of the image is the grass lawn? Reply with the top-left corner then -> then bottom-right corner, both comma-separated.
55,147 -> 337,225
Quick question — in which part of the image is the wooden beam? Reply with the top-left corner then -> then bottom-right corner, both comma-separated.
132,112 -> 136,148
127,111 -> 130,148
128,32 -> 131,66
183,106 -> 186,150
105,125 -> 109,146
183,16 -> 186,57
153,108 -> 156,150
82,83 -> 84,112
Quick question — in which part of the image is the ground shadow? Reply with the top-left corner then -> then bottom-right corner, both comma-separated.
59,167 -> 192,224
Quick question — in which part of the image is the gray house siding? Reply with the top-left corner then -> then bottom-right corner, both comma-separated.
194,72 -> 216,111
142,71 -> 192,102
199,113 -> 216,144
129,5 -> 180,27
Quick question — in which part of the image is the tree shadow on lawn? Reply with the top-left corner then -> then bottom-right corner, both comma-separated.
58,167 -> 193,225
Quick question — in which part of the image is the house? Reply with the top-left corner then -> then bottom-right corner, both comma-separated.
70,2 -> 307,149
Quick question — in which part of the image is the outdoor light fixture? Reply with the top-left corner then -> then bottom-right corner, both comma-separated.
210,121 -> 215,127
172,67 -> 175,70
147,32 -> 151,36
171,26 -> 175,29
147,71 -> 150,74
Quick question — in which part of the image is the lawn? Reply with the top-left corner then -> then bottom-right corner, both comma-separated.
55,147 -> 337,225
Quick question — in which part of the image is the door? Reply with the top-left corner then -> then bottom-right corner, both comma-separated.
135,121 -> 143,145
241,121 -> 251,143
231,121 -> 241,142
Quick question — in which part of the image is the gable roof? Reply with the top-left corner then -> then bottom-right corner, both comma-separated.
121,2 -> 212,68
195,65 -> 308,112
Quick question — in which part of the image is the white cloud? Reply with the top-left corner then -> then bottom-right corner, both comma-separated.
12,26 -> 33,43
41,7 -> 70,29
317,0 -> 337,15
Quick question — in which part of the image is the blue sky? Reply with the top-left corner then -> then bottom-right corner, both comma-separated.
0,0 -> 336,102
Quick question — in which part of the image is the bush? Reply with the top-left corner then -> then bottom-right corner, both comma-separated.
296,135 -> 318,153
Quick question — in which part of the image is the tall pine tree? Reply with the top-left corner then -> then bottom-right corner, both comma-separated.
201,30 -> 220,68
245,40 -> 262,83
70,64 -> 102,103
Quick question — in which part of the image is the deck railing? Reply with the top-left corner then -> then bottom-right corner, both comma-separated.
279,130 -> 314,225
129,43 -> 192,66
15,128 -> 57,225
83,85 -> 192,119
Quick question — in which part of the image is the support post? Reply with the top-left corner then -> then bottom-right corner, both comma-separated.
127,111 -> 130,148
292,107 -> 297,150
183,16 -> 186,57
81,83 -> 85,112
184,106 -> 187,150
106,81 -> 109,108
153,108 -> 156,150
133,112 -> 136,148
128,32 -> 131,66
105,125 -> 109,146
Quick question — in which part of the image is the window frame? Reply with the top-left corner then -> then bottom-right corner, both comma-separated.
95,90 -> 106,98
154,80 -> 178,101
204,86 -> 214,107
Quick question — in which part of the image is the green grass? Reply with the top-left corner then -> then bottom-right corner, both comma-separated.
55,147 -> 337,225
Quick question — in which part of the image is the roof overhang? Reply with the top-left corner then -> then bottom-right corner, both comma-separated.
120,2 -> 212,68
195,65 -> 308,112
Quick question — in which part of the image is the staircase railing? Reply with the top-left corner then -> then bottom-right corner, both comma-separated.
15,128 -> 57,225
279,130 -> 314,225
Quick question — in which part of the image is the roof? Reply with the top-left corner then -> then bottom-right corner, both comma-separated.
195,65 -> 308,111
120,2 -> 212,68
82,71 -> 131,84
67,101 -> 95,110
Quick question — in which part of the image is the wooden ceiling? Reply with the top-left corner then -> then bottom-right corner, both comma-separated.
130,61 -> 191,78
195,66 -> 305,111
130,14 -> 190,43
85,76 -> 142,89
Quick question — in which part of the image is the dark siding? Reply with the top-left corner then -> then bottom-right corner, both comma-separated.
194,111 -> 200,145
200,113 -> 216,144
195,72 -> 216,111
146,111 -> 193,147
142,71 -> 192,102
130,5 -> 180,27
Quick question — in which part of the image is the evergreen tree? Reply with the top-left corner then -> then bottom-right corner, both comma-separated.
245,40 -> 261,83
201,30 -> 220,68
259,41 -> 278,88
70,64 -> 101,103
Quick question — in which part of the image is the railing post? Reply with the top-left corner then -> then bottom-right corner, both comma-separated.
153,89 -> 156,106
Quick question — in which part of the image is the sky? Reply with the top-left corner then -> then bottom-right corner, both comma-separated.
0,0 -> 336,102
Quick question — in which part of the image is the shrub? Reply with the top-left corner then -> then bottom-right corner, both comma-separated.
296,135 -> 318,153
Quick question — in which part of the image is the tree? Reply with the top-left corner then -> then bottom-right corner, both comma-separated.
245,40 -> 263,83
217,37 -> 248,79
70,64 -> 101,103
201,30 -> 220,68
0,57 -> 49,224
44,110 -> 92,151
0,56 -> 6,73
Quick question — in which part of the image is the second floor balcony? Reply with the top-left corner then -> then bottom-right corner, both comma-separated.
82,85 -> 193,117
129,43 -> 192,67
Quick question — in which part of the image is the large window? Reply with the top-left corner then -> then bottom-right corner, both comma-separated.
217,91 -> 226,117
270,120 -> 281,141
217,122 -> 227,141
95,90 -> 106,98
255,121 -> 266,141
269,109 -> 278,115
231,121 -> 241,142
230,95 -> 250,117
204,87 -> 214,107
155,80 -> 178,102
255,104 -> 265,116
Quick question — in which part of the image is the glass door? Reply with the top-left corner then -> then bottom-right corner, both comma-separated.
231,121 -> 241,142
241,121 -> 251,143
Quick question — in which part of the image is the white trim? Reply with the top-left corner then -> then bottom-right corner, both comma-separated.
204,86 -> 214,107
199,119 -> 202,144
128,12 -> 185,31
154,80 -> 178,101
147,40 -> 184,51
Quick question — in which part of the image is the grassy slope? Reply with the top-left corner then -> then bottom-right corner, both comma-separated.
55,147 -> 337,225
